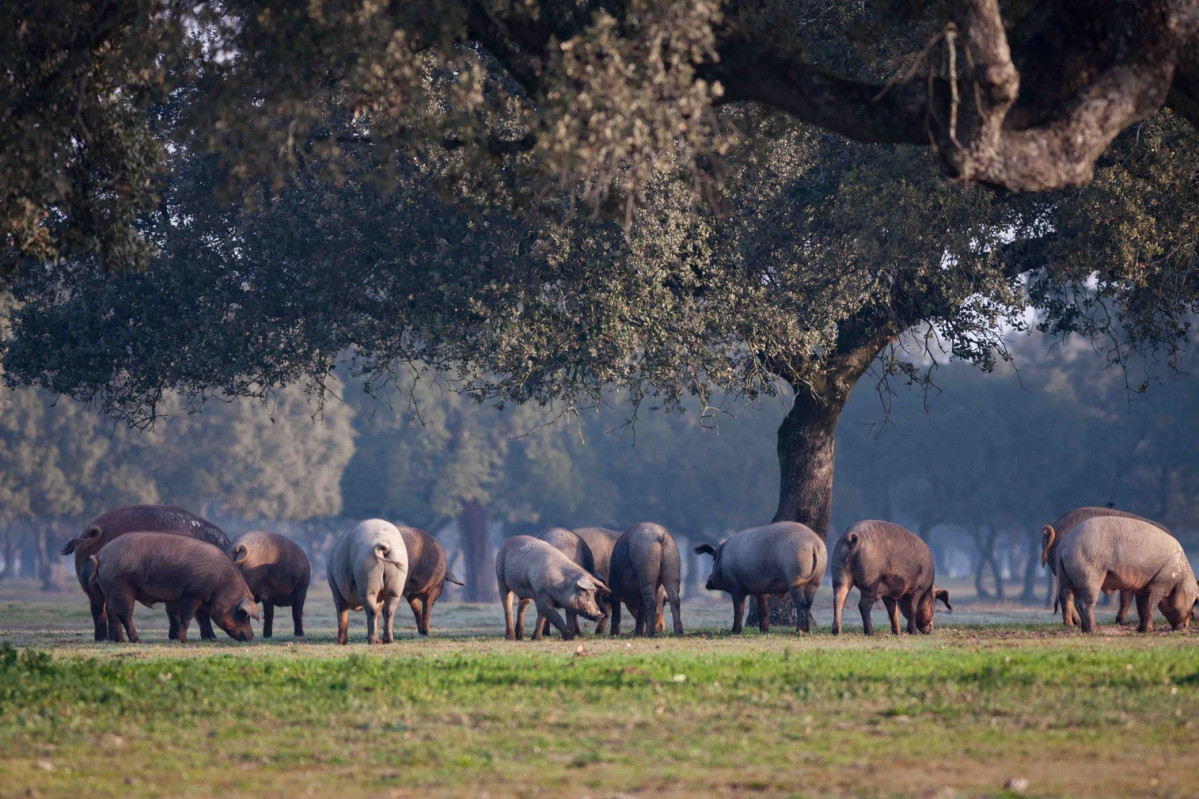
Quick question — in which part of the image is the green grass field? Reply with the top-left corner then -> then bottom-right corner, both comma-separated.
1,580 -> 1196,798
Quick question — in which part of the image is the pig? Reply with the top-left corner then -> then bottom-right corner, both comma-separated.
229,530 -> 311,638
396,525 -> 464,636
495,535 -> 610,641
84,532 -> 257,643
326,519 -> 410,645
536,527 -> 604,636
695,522 -> 827,634
608,522 -> 684,637
1058,516 -> 1199,633
1040,506 -> 1171,627
830,520 -> 952,636
61,504 -> 232,641
572,526 -> 622,633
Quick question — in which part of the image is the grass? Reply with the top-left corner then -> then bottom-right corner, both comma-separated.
1,580 -> 1195,798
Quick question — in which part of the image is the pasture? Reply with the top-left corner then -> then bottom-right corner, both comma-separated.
1,581 -> 1195,799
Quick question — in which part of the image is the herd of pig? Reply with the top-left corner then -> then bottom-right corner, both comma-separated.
59,503 -> 1199,644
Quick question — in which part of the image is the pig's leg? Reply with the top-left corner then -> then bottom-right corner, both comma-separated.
88,590 -> 108,641
1116,591 -> 1133,625
166,602 -> 181,641
858,586 -> 878,636
898,596 -> 917,635
196,608 -> 217,641
532,614 -> 550,640
633,595 -> 648,637
291,583 -> 307,637
176,598 -> 202,644
502,589 -> 516,640
881,597 -> 900,635
666,585 -> 683,635
332,584 -> 351,645
566,610 -> 579,638
108,593 -> 137,643
803,583 -> 818,631
1060,587 -> 1078,628
609,599 -> 622,637
789,586 -> 811,633
423,587 -> 441,636
408,596 -> 425,633
381,594 -> 401,643
1134,591 -> 1152,633
533,597 -> 569,641
1075,584 -> 1098,633
757,595 -> 770,633
106,603 -> 126,643
1138,586 -> 1166,633
514,597 -> 531,640
729,593 -> 747,634
831,581 -> 850,635
262,604 -> 275,639
363,590 -> 382,644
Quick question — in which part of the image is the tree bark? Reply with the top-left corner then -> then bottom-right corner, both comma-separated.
458,498 -> 496,603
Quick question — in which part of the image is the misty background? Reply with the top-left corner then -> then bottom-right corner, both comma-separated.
3,328 -> 1197,605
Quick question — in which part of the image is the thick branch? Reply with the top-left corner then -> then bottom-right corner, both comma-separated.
709,0 -> 1199,192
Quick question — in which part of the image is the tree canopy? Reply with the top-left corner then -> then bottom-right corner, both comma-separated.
5,0 -> 1199,274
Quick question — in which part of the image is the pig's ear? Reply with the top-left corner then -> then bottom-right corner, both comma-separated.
694,543 -> 716,557
934,588 -> 952,612
231,543 -> 249,563
591,577 -> 612,597
576,576 -> 596,592
237,597 -> 259,620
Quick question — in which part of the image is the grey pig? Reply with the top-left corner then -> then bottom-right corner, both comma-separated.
327,519 -> 409,644
696,521 -> 827,634
1058,516 -> 1199,633
1040,506 -> 1170,627
831,520 -> 951,636
608,522 -> 684,636
495,535 -> 610,641
572,526 -> 623,633
537,527 -> 604,636
229,530 -> 311,638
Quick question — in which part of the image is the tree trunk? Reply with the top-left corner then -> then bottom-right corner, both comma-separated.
458,498 -> 496,603
0,529 -> 15,580
771,386 -> 843,537
683,539 -> 703,599
752,336 -> 886,627
1020,529 -> 1041,604
36,525 -> 56,591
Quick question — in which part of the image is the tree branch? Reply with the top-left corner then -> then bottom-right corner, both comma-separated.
709,0 -> 1198,192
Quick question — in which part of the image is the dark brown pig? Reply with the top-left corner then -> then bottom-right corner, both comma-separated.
571,527 -> 622,633
495,536 -> 610,641
229,530 -> 311,638
695,522 -> 826,634
397,525 -> 464,636
1040,506 -> 1170,627
831,520 -> 951,636
86,533 -> 257,643
61,504 -> 232,641
608,523 -> 684,637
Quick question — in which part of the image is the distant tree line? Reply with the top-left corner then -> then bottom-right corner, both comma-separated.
2,336 -> 1196,604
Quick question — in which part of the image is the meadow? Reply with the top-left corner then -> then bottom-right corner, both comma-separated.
1,581 -> 1195,799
